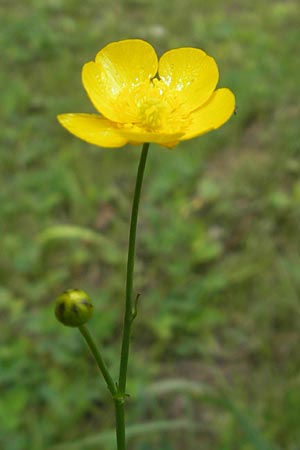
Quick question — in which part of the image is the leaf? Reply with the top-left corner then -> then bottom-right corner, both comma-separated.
48,419 -> 199,450
37,225 -> 122,264
221,396 -> 281,450
38,225 -> 105,246
143,378 -> 281,450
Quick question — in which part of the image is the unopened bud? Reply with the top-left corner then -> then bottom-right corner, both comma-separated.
55,289 -> 93,327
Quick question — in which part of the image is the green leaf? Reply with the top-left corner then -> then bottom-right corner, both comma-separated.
48,419 -> 198,450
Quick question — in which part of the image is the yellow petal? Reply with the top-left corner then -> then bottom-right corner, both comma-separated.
57,114 -> 128,148
82,39 -> 158,123
180,88 -> 235,141
158,48 -> 219,115
118,125 -> 184,148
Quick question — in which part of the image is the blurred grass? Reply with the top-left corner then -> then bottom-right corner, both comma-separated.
0,0 -> 300,449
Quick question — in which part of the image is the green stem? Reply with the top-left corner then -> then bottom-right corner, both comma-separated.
78,324 -> 117,397
79,325 -> 125,450
79,142 -> 150,450
114,397 -> 126,450
118,142 -> 150,394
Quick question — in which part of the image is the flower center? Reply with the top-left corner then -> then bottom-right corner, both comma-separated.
139,98 -> 165,131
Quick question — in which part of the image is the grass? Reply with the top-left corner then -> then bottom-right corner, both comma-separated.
0,0 -> 300,449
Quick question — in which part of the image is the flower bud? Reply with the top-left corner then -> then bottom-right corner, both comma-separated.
55,289 -> 93,327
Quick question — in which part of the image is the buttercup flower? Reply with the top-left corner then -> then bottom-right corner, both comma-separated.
58,39 -> 235,149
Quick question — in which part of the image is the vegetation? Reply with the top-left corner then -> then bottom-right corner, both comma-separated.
1,0 -> 299,449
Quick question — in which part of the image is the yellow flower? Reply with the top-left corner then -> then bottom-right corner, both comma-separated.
58,39 -> 235,149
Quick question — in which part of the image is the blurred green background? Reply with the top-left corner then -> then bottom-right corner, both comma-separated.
1,0 -> 300,449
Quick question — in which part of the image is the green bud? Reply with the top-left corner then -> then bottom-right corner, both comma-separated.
55,289 -> 93,327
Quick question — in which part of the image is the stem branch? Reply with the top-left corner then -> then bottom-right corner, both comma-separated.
79,324 -> 116,397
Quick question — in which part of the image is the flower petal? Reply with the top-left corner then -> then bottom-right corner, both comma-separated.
82,39 -> 158,123
57,114 -> 128,148
180,88 -> 235,141
158,48 -> 219,115
117,125 -> 184,148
